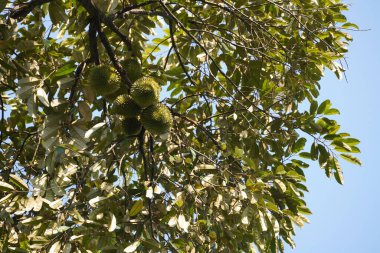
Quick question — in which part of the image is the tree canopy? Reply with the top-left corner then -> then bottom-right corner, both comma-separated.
0,0 -> 361,252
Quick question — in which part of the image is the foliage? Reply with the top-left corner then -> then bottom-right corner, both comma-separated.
0,0 -> 360,252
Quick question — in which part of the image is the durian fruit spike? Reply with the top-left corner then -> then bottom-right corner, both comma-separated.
111,94 -> 142,118
122,117 -> 142,136
141,103 -> 173,135
87,65 -> 120,96
130,77 -> 161,108
122,58 -> 143,83
103,85 -> 128,101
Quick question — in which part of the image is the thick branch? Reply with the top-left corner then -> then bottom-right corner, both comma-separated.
78,0 -> 132,88
69,58 -> 91,107
97,28 -> 132,88
89,21 -> 100,65
138,130 -> 148,182
115,1 -> 158,19
0,94 -> 4,146
103,17 -> 133,51
9,0 -> 53,19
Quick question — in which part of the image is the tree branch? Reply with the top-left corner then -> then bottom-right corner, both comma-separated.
114,1 -> 159,19
89,21 -> 100,65
9,0 -> 53,19
169,20 -> 197,87
103,16 -> 133,51
78,0 -> 132,88
0,93 -> 4,146
97,27 -> 132,88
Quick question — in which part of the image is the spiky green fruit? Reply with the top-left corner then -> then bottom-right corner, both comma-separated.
103,85 -> 128,101
130,77 -> 160,108
122,58 -> 143,83
122,117 -> 142,136
141,104 -> 173,135
88,65 -> 120,96
111,94 -> 141,118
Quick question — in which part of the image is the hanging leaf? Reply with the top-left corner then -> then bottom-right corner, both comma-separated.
124,241 -> 140,253
88,196 -> 108,207
36,88 -> 50,107
0,181 -> 15,192
108,212 -> 117,232
48,241 -> 61,253
177,214 -> 190,232
84,122 -> 106,139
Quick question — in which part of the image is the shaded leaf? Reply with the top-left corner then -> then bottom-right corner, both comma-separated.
129,200 -> 143,217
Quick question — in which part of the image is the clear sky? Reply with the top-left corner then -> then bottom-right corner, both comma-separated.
286,1 -> 380,252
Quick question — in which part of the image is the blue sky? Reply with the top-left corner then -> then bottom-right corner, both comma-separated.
286,1 -> 380,252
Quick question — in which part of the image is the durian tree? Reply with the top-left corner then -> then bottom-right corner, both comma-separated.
0,0 -> 361,252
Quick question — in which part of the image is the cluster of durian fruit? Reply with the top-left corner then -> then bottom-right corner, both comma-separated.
87,59 -> 173,136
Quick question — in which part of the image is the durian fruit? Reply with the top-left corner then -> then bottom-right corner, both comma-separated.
103,85 -> 128,101
141,104 -> 173,135
111,94 -> 141,118
122,58 -> 143,83
122,117 -> 142,136
87,65 -> 120,96
130,77 -> 161,108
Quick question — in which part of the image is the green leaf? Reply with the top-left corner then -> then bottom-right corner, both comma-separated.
299,152 -> 311,159
57,77 -> 75,89
342,138 -> 360,145
310,142 -> 318,161
20,216 -> 44,225
317,99 -> 332,114
325,108 -> 340,115
129,199 -> 144,217
49,1 -> 68,25
84,122 -> 106,139
142,238 -> 161,250
108,212 -> 117,232
292,138 -> 307,153
0,181 -> 15,192
333,159 -> 344,185
275,165 -> 286,175
0,1 -> 7,12
342,22 -> 359,29
274,179 -> 287,193
49,241 -> 61,253
332,141 -> 352,152
0,1 -> 361,251
340,154 -> 362,166
0,193 -> 13,204
88,196 -> 108,207
309,100 -> 318,114
54,61 -> 76,77
36,88 -> 50,107
7,247 -> 28,253
291,159 -> 310,168
9,174 -> 28,191
18,77 -> 40,86
234,146 -> 244,158
124,241 -> 140,253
